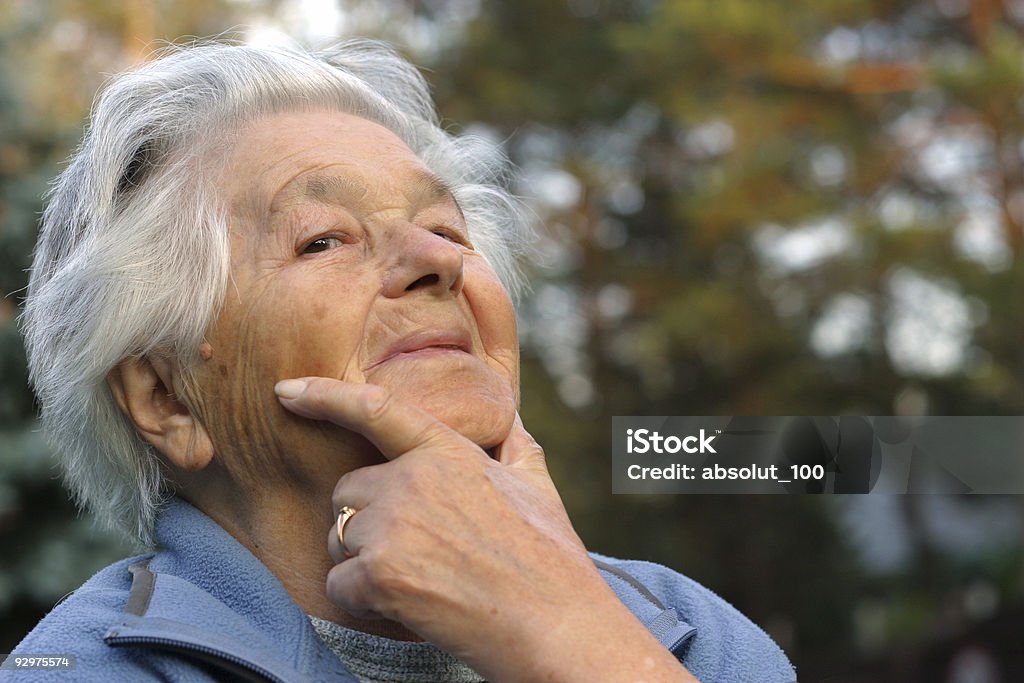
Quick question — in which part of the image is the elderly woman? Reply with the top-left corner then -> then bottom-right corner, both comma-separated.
12,39 -> 795,683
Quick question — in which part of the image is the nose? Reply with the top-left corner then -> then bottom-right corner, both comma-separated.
380,224 -> 465,299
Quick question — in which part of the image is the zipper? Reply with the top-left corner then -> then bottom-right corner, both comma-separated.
665,623 -> 698,657
106,632 -> 286,683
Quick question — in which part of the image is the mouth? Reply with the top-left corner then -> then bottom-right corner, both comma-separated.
366,329 -> 473,371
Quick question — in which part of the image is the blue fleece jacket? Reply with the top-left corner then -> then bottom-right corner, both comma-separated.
3,498 -> 796,682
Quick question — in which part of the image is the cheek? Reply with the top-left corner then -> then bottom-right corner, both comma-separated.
464,256 -> 520,391
239,269 -> 373,377
192,273 -> 372,462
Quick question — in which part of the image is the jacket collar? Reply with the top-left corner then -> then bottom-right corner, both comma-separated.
104,497 -> 355,682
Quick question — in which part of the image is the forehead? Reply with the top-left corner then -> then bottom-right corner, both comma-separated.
219,110 -> 442,217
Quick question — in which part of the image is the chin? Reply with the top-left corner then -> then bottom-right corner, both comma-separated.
435,403 -> 515,449
364,358 -> 517,449
387,379 -> 516,449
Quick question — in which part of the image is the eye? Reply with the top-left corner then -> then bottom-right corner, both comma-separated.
431,227 -> 471,248
301,236 -> 344,254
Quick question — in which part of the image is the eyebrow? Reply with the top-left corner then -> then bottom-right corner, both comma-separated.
304,175 -> 366,204
302,171 -> 463,215
412,173 -> 460,206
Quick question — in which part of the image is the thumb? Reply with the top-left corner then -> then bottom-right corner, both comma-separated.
495,413 -> 547,470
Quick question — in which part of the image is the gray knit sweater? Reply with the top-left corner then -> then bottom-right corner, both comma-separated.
309,616 -> 485,683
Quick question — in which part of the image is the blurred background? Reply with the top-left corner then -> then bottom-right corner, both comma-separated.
1,1 -> 1023,681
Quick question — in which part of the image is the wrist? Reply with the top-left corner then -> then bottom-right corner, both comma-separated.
481,568 -> 698,683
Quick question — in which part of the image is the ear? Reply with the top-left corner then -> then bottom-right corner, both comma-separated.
107,355 -> 214,472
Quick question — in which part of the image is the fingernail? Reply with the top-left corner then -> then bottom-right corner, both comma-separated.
275,379 -> 307,400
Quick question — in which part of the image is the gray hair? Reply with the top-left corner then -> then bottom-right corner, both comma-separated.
21,38 -> 531,545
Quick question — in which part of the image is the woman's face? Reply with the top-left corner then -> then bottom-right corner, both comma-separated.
192,110 -> 519,491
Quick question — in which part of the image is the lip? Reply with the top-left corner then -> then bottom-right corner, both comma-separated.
366,329 -> 474,370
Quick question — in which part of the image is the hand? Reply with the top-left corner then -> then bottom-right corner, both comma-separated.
276,378 -> 698,683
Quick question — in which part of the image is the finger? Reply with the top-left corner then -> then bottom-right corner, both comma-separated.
327,504 -> 369,563
276,377 -> 469,461
327,517 -> 346,564
330,464 -> 384,515
494,412 -> 547,470
324,461 -> 390,563
325,557 -> 386,621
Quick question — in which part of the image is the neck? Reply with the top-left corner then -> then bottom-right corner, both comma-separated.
188,482 -> 421,642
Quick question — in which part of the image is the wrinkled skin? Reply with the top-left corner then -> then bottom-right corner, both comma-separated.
121,110 -> 696,682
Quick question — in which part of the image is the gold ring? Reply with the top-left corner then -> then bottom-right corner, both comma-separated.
336,506 -> 358,556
